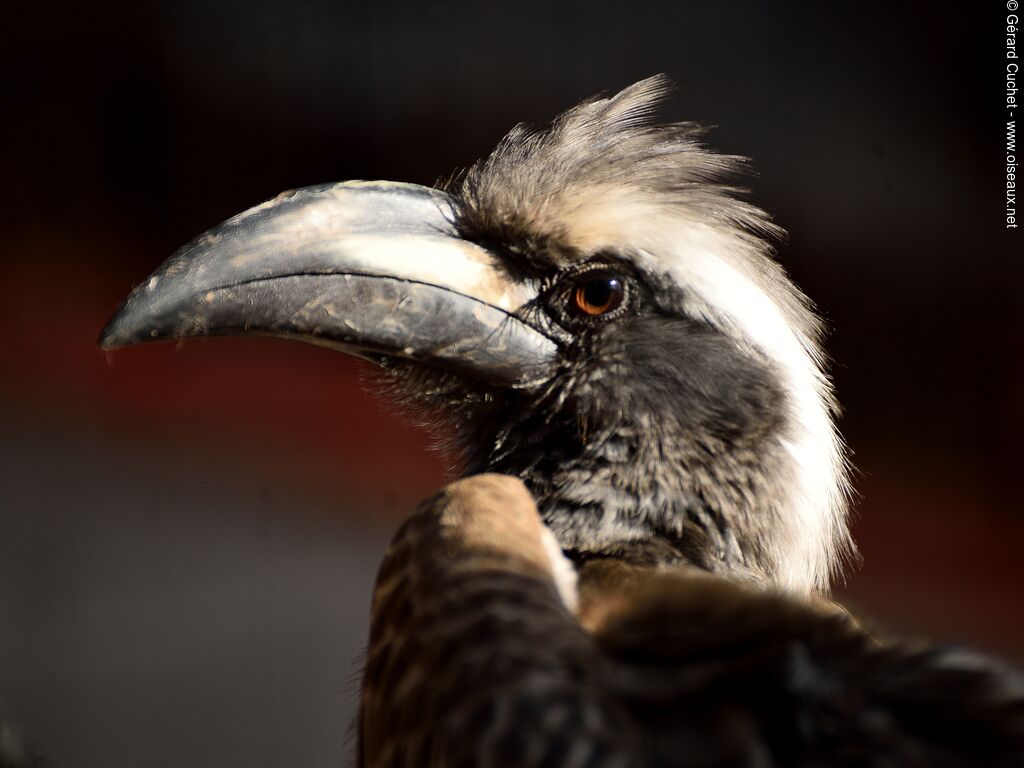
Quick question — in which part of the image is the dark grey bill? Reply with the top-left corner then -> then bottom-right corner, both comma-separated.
100,181 -> 556,388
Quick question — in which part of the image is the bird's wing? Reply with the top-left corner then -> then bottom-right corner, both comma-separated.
359,474 -> 641,768
583,562 -> 1024,767
361,475 -> 1024,768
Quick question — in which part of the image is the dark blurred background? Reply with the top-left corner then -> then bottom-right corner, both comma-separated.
1,2 -> 1020,766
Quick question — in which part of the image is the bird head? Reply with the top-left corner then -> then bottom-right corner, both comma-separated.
100,76 -> 852,595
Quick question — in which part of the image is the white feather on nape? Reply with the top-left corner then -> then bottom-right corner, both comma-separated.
449,75 -> 854,594
540,524 -> 580,613
651,227 -> 851,594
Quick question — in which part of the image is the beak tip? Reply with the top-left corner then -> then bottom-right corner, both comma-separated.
98,297 -> 154,350
98,317 -> 129,351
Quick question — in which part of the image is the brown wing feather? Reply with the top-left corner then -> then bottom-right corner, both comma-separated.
359,475 -> 640,768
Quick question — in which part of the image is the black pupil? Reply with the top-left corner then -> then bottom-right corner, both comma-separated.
583,277 -> 619,308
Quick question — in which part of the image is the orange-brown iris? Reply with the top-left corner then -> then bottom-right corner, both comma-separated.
573,275 -> 624,316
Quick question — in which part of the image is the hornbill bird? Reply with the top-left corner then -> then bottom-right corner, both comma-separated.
101,77 -> 1024,766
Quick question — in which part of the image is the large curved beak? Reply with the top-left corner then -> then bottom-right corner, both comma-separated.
99,182 -> 557,387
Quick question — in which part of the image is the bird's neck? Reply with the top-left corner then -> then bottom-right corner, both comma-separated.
464,405 -> 787,584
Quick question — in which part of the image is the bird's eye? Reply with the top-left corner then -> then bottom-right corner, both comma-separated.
572,273 -> 625,317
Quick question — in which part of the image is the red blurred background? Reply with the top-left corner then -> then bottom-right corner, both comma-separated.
1,2 -> 1021,766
